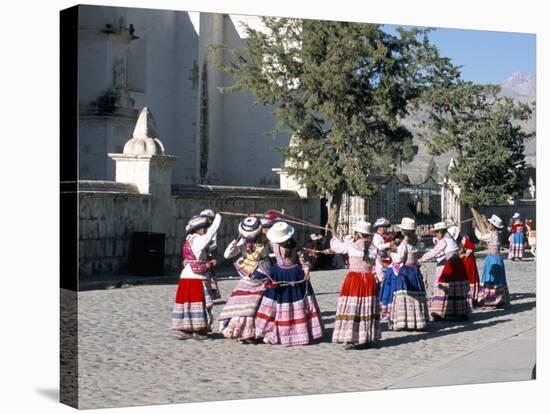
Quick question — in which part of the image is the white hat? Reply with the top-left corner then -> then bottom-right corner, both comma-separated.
433,221 -> 448,231
199,209 -> 215,219
512,212 -> 520,219
397,217 -> 416,231
310,233 -> 323,241
488,214 -> 504,229
354,220 -> 373,235
239,216 -> 261,240
447,225 -> 460,240
373,217 -> 391,229
267,221 -> 295,243
186,215 -> 209,233
260,217 -> 274,228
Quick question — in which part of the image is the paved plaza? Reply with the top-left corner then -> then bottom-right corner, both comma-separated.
73,257 -> 536,409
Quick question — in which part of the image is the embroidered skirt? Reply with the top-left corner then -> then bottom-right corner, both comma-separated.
508,232 -> 525,260
171,278 -> 213,332
218,272 -> 267,340
379,266 -> 397,316
478,254 -> 510,306
255,265 -> 323,347
463,255 -> 480,308
389,265 -> 429,330
430,256 -> 470,319
332,271 -> 381,345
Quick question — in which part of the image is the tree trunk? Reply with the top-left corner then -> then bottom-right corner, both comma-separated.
326,190 -> 344,235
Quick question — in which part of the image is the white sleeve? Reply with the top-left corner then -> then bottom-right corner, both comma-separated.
223,239 -> 240,259
373,235 -> 391,251
191,214 -> 222,256
391,243 -> 407,264
479,232 -> 492,243
330,237 -> 348,254
420,239 -> 446,262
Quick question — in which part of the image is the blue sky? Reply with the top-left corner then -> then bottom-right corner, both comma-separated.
384,25 -> 536,84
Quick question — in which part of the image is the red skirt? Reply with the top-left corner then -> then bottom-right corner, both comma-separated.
332,271 -> 381,345
463,255 -> 479,286
171,278 -> 213,332
439,256 -> 469,283
463,255 -> 479,307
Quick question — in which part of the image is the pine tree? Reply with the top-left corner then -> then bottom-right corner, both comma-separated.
419,81 -> 534,207
210,18 -> 459,231
424,157 -> 439,182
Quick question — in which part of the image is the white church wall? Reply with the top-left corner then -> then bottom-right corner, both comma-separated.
78,6 -> 297,188
78,5 -> 198,184
196,13 -> 291,187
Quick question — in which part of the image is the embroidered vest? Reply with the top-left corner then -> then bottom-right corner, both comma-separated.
182,239 -> 209,274
234,244 -> 265,277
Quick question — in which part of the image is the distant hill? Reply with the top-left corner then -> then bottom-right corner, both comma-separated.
500,71 -> 536,98
400,71 -> 536,183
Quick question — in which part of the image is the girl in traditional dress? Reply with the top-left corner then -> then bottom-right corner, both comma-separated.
330,221 -> 381,349
372,218 -> 393,283
171,213 -> 222,340
418,221 -> 469,321
387,218 -> 430,330
508,213 -> 526,261
199,209 -> 221,300
219,217 -> 272,343
379,231 -> 404,320
478,214 -> 510,306
254,222 -> 324,347
448,226 -> 480,309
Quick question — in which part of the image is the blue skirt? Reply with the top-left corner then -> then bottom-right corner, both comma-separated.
394,265 -> 426,294
263,264 -> 313,303
512,232 -> 525,245
480,254 -> 507,286
379,266 -> 397,308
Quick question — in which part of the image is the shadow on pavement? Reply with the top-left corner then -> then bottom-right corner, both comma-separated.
374,318 -> 512,349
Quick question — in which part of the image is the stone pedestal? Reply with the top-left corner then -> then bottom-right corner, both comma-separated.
108,107 -> 177,235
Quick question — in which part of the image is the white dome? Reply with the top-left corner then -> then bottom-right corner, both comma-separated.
123,107 -> 165,156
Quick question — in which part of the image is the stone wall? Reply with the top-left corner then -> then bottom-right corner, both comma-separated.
79,190 -> 151,277
78,184 -> 320,278
166,186 -> 320,272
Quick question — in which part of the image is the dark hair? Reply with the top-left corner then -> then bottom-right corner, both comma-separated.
392,231 -> 404,242
402,229 -> 417,245
361,234 -> 372,262
280,238 -> 297,258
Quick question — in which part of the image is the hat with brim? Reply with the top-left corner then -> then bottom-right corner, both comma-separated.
447,225 -> 460,240
267,221 -> 295,243
373,217 -> 391,229
512,212 -> 520,219
488,214 -> 504,229
239,216 -> 261,239
433,221 -> 448,232
199,209 -> 215,220
186,215 -> 209,233
397,217 -> 416,231
354,220 -> 373,235
260,217 -> 274,228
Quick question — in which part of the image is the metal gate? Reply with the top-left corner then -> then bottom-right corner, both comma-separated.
338,175 -> 441,233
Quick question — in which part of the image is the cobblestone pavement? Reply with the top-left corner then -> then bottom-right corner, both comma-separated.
75,258 -> 536,409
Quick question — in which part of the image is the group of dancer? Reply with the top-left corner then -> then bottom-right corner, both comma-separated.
171,209 -> 511,349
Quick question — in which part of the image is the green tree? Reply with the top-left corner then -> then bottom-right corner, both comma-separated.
210,18 -> 459,231
424,157 -> 439,181
420,81 -> 534,208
